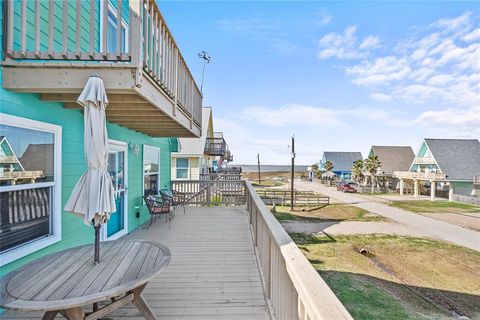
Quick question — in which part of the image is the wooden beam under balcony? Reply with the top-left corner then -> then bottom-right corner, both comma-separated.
42,93 -> 149,104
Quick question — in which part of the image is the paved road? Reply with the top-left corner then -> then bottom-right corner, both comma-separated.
294,180 -> 480,252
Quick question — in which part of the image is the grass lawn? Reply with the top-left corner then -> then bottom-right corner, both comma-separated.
251,181 -> 285,187
390,200 -> 480,213
272,204 -> 383,222
290,233 -> 480,319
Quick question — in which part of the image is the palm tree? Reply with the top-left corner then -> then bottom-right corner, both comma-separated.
311,163 -> 321,179
324,160 -> 334,172
351,159 -> 364,183
363,155 -> 381,193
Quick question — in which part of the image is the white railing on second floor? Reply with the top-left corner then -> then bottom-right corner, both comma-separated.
413,156 -> 436,164
393,171 -> 447,180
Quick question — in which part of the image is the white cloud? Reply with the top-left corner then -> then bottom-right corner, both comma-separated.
317,25 -> 381,59
244,104 -> 341,127
370,93 -> 392,102
243,104 -> 410,128
318,15 -> 332,26
343,11 -> 480,113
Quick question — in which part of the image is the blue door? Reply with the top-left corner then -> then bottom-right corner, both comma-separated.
106,143 -> 127,239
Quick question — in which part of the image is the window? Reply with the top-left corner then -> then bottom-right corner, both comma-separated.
176,158 -> 189,179
101,1 -> 129,53
0,114 -> 62,266
143,145 -> 160,196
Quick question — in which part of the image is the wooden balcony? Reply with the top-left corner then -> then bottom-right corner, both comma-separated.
393,171 -> 447,180
204,132 -> 226,156
412,157 -> 436,165
1,0 -> 202,137
2,181 -> 352,320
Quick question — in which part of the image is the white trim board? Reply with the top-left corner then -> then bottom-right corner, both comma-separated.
0,113 -> 62,267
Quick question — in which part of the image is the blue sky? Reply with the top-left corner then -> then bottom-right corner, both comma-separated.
159,1 -> 480,165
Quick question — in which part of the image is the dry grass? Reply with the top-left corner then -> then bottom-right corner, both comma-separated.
291,233 -> 480,319
273,204 -> 383,222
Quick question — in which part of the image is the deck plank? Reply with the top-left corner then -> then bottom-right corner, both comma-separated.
2,207 -> 268,319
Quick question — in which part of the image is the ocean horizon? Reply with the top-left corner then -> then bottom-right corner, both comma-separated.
233,164 -> 310,173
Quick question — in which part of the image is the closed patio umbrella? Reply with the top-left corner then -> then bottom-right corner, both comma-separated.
64,74 -> 115,263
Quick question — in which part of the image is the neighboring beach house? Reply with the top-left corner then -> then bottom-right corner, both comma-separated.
0,0 -> 202,273
319,151 -> 363,181
367,146 -> 415,189
171,107 -> 215,180
171,107 -> 234,180
394,139 -> 480,201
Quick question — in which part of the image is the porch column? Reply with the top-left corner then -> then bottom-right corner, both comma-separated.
399,179 -> 404,195
448,183 -> 454,201
430,180 -> 436,201
413,179 -> 419,198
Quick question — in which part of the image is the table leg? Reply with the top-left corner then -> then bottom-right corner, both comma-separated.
132,283 -> 156,320
42,311 -> 58,320
60,307 -> 85,320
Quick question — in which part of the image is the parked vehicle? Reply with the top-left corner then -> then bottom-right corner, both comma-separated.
336,182 -> 348,191
337,182 -> 358,193
342,183 -> 357,193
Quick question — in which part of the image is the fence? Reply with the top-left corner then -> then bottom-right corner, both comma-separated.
171,180 -> 245,205
199,173 -> 242,181
452,194 -> 480,205
245,182 -> 352,320
256,189 -> 329,207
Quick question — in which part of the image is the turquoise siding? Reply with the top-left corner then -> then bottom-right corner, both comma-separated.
0,0 -> 175,276
452,182 -> 473,196
10,0 -> 130,53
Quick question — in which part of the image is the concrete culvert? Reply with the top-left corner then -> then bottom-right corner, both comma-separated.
359,248 -> 369,255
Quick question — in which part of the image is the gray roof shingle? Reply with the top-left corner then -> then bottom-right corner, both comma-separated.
424,138 -> 480,181
371,146 -> 415,175
322,152 -> 363,172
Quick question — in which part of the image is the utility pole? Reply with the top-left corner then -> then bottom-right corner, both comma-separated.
257,153 -> 261,185
198,51 -> 211,94
290,135 -> 295,211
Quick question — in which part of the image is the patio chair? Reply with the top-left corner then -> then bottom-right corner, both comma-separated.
143,194 -> 173,228
160,189 -> 187,215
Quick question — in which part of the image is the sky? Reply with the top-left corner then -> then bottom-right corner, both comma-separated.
158,1 -> 480,165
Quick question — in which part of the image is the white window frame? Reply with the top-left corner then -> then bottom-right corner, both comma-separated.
143,145 -> 161,196
0,113 -> 62,267
99,0 -> 129,53
103,139 -> 129,241
176,158 -> 190,180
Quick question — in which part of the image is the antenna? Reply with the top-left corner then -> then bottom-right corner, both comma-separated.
198,51 -> 211,94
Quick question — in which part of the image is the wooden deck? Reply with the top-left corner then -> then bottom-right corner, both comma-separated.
3,207 -> 269,320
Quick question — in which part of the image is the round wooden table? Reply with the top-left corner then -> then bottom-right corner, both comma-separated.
0,240 -> 171,320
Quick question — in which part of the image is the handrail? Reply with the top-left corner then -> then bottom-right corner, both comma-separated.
245,182 -> 352,320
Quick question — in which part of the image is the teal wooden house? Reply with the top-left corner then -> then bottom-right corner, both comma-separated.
0,0 -> 202,275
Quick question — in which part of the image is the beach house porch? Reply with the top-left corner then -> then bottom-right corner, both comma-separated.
1,182 -> 352,320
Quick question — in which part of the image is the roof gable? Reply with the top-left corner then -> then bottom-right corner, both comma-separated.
424,139 -> 480,180
371,146 -> 415,175
322,152 -> 363,172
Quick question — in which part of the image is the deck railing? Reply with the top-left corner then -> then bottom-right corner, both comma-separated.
393,171 -> 446,180
245,182 -> 352,320
199,173 -> 242,181
171,180 -> 246,205
2,0 -> 202,126
413,157 -> 436,164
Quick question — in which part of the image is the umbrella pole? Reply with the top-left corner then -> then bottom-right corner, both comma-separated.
94,223 -> 101,264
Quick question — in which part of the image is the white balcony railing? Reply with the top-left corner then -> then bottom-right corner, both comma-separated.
413,156 -> 436,164
393,171 -> 447,180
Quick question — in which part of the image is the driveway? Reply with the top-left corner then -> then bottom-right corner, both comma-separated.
294,180 -> 480,251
